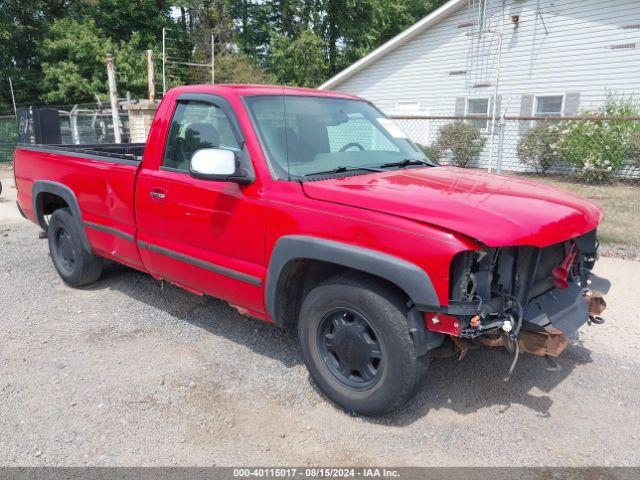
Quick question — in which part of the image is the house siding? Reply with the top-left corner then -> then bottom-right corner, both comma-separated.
329,0 -> 640,171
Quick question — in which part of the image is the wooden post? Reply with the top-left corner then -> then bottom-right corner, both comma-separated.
8,77 -> 17,117
146,50 -> 155,101
106,54 -> 122,144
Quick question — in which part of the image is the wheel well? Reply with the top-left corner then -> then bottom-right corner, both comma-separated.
274,259 -> 411,330
36,192 -> 69,228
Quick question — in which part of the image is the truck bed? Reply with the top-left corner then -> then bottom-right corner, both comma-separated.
18,143 -> 145,164
14,142 -> 146,270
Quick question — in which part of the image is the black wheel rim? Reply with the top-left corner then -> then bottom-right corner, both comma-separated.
54,226 -> 76,273
317,308 -> 383,390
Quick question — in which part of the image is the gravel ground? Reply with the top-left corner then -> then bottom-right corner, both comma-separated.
1,177 -> 639,467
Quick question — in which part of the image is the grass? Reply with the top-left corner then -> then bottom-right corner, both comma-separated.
513,173 -> 640,254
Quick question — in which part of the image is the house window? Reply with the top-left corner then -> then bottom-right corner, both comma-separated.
535,95 -> 564,116
466,98 -> 490,130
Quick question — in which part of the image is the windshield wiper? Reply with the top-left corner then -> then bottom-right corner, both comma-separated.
379,158 -> 434,168
303,165 -> 384,177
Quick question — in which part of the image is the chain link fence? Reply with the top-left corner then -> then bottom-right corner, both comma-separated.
5,107 -> 640,185
392,113 -> 640,183
0,115 -> 18,163
0,106 -> 132,164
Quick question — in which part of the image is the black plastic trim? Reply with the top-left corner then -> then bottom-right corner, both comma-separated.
421,297 -> 505,317
266,235 -> 440,324
83,221 -> 134,242
31,180 -> 92,253
523,271 -> 610,335
137,240 -> 262,286
408,308 -> 444,355
18,144 -> 141,166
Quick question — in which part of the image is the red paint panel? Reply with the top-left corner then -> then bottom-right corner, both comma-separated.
302,167 -> 603,248
84,228 -> 143,271
262,184 -> 478,306
14,148 -> 145,271
141,247 -> 264,313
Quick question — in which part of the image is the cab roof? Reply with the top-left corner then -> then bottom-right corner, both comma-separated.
167,84 -> 363,100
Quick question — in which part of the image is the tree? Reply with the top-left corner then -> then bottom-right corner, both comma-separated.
0,0 -> 175,108
0,0 -> 451,109
315,0 -> 449,78
0,0 -> 68,110
67,0 -> 173,45
214,52 -> 274,84
114,33 -> 160,99
39,18 -> 115,103
230,0 -> 272,58
39,18 -> 164,104
269,29 -> 326,86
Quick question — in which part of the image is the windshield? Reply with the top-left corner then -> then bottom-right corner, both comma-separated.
244,95 -> 433,179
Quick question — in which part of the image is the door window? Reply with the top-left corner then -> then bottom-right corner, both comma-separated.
163,100 -> 240,171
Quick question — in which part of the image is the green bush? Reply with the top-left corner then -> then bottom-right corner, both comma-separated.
516,122 -> 561,173
628,131 -> 640,168
417,144 -> 441,163
435,122 -> 486,168
556,94 -> 640,182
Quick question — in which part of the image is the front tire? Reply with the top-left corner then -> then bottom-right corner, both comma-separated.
48,208 -> 103,287
298,275 -> 426,416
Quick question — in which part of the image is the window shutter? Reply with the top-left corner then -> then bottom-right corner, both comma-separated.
519,95 -> 534,135
564,92 -> 581,115
455,97 -> 466,117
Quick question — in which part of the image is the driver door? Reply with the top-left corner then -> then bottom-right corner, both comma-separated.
135,96 -> 267,313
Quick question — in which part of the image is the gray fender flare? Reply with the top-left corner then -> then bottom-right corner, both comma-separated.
265,235 -> 440,325
32,180 -> 92,253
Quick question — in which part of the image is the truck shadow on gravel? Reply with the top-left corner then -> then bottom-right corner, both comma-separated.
92,261 -> 593,426
93,261 -> 302,368
377,342 -> 593,426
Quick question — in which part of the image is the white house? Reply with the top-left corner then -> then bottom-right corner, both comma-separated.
321,0 -> 640,172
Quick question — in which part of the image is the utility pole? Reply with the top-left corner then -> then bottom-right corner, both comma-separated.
8,77 -> 17,117
211,34 -> 215,84
162,28 -> 167,96
106,54 -> 122,144
146,50 -> 155,101
487,0 -> 506,173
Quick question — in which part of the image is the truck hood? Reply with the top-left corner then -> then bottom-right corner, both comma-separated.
301,167 -> 603,248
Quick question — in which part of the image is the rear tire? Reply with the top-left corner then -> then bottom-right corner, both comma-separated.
48,208 -> 103,287
298,275 -> 427,416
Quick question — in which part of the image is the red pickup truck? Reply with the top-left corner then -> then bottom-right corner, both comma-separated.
14,84 -> 609,416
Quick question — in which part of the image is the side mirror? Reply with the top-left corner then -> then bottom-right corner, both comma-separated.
189,148 -> 248,183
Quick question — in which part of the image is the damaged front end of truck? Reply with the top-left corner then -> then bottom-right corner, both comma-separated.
423,229 -> 610,376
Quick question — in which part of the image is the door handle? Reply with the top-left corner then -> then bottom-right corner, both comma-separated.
150,188 -> 167,201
